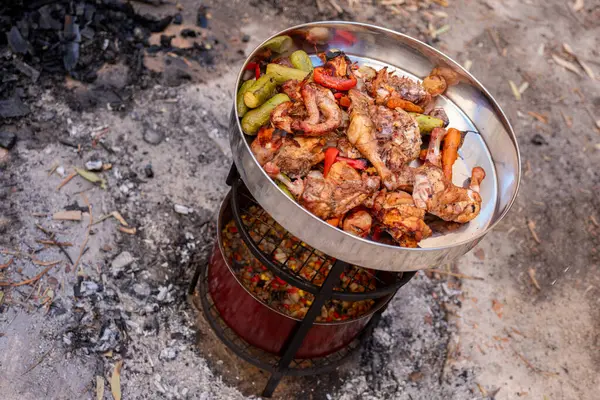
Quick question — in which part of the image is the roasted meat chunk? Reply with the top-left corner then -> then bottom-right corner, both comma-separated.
300,161 -> 380,220
342,209 -> 373,238
368,67 -> 432,108
371,190 -> 432,247
251,127 -> 325,179
346,89 -> 421,190
396,128 -> 486,223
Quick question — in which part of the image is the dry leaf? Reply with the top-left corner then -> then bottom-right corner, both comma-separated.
572,0 -> 584,12
110,361 -> 123,400
527,219 -> 541,244
74,168 -> 107,190
492,299 -> 503,318
518,81 -> 529,94
96,376 -> 105,400
508,80 -> 521,100
527,111 -> 548,124
528,268 -> 541,290
111,211 -> 128,226
53,210 -> 82,221
578,60 -> 595,80
118,226 -> 137,235
551,54 -> 582,76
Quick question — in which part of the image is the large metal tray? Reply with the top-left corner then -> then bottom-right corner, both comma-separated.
228,22 -> 521,272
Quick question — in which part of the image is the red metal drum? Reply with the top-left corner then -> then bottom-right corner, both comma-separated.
207,197 -> 393,359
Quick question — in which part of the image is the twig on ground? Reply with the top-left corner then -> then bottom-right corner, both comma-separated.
428,269 -> 484,281
0,258 -> 13,270
327,0 -> 343,14
487,28 -> 503,56
7,263 -> 57,287
35,224 -> 74,265
528,268 -> 541,290
73,194 -> 93,274
22,346 -> 54,375
57,171 -> 77,191
527,219 -> 541,244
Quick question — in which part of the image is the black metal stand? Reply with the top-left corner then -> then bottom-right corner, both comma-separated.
189,164 -> 417,397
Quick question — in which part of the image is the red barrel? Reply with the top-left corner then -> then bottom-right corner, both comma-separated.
207,196 -> 392,359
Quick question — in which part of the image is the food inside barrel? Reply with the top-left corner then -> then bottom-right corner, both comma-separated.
222,204 -> 381,322
238,35 -> 487,248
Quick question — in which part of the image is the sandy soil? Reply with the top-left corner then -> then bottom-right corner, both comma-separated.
1,0 -> 598,399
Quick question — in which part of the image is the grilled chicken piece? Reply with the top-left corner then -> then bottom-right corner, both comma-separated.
342,209 -> 372,238
371,190 -> 432,247
368,67 -> 432,108
300,161 -> 380,220
397,128 -> 486,223
271,101 -> 308,133
251,127 -> 325,179
347,89 -> 421,190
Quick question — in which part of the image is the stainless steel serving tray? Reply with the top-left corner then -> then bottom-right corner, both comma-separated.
229,22 -> 521,272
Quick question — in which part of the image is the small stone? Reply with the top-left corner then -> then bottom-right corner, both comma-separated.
133,282 -> 151,297
0,131 -> 17,149
85,160 -> 103,171
242,34 -> 250,43
134,26 -> 144,40
120,184 -> 129,194
143,128 -> 164,145
81,281 -> 100,293
174,204 -> 192,215
156,286 -> 169,302
144,163 -> 154,178
160,347 -> 177,361
111,251 -> 134,274
56,166 -> 66,177
0,96 -> 30,118
173,13 -> 183,25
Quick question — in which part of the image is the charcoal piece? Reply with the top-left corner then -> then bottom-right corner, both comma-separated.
84,4 -> 96,22
63,15 -> 81,73
160,35 -> 173,47
0,96 -> 30,118
139,14 -> 172,33
7,26 -> 30,54
173,13 -> 183,25
144,163 -> 154,178
13,59 -> 40,82
530,133 -> 548,146
16,19 -> 30,38
81,26 -> 95,40
180,29 -> 197,38
38,5 -> 62,30
196,6 -> 209,28
0,131 -> 17,150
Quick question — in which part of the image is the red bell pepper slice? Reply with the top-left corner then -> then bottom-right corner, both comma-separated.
244,62 -> 261,80
339,95 -> 351,108
323,147 -> 340,178
313,67 -> 357,91
335,156 -> 367,170
333,92 -> 343,99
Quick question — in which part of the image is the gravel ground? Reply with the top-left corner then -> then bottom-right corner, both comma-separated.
1,1 -> 598,399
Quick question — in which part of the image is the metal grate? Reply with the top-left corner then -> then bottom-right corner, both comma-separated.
195,265 -> 370,375
231,181 -> 412,301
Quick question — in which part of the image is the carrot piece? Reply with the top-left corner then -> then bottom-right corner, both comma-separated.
442,127 -> 462,180
419,148 -> 428,161
326,217 -> 341,227
339,95 -> 351,108
386,96 -> 424,113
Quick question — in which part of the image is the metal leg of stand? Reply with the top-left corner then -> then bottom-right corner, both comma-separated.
261,260 -> 348,397
226,164 -> 238,186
